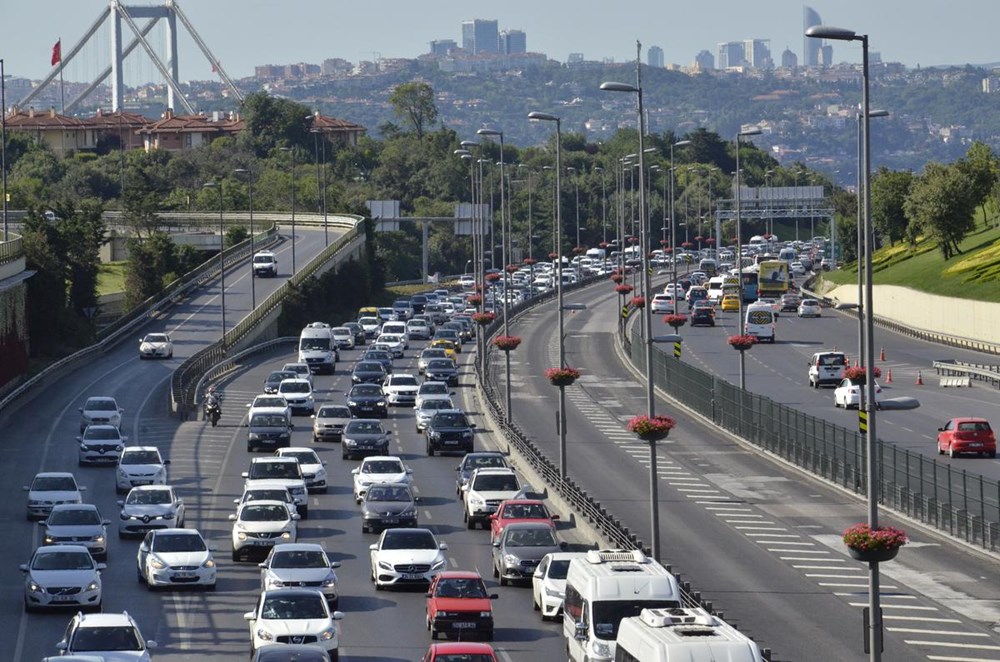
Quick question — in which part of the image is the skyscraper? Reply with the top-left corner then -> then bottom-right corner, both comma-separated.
500,29 -> 527,55
742,39 -> 772,68
461,19 -> 499,54
717,42 -> 745,69
648,45 -> 664,68
694,50 -> 715,70
803,6 -> 822,66
781,47 -> 798,68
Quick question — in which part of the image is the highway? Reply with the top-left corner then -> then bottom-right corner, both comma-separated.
499,274 -> 1000,661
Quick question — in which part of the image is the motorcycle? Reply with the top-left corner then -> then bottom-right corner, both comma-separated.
204,391 -> 222,427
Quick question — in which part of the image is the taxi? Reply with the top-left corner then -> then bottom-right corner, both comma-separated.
720,293 -> 741,312
429,338 -> 459,359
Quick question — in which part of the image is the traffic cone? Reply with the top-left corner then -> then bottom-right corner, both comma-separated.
880,346 -> 886,361
916,370 -> 924,386
886,369 -> 892,383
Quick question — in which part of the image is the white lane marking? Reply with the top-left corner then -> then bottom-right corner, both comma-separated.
848,603 -> 937,610
744,533 -> 801,538
883,615 -> 962,623
784,557 -> 843,562
905,642 -> 1000,651
888,628 -> 990,637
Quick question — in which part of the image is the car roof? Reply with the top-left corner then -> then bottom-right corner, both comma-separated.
950,417 -> 989,423
35,543 -> 94,554
73,611 -> 138,627
34,471 -> 76,478
429,642 -> 497,654
435,569 -> 484,580
361,455 -> 403,463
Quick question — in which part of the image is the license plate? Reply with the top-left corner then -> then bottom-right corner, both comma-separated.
133,480 -> 152,486
402,573 -> 423,580
969,442 -> 983,447
444,440 -> 459,445
50,595 -> 76,602
173,572 -> 196,579
382,518 -> 398,524
453,622 -> 476,629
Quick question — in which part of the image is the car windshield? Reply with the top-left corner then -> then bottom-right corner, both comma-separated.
435,330 -> 458,339
381,334 -> 401,343
548,559 -> 572,579
390,376 -> 418,386
366,351 -> 391,361
820,354 -> 846,366
244,489 -> 290,503
432,413 -> 469,427
85,400 -> 117,411
280,382 -> 310,394
253,255 -> 273,264
32,476 -> 77,491
84,427 -> 120,440
261,594 -> 328,620
122,451 -> 160,465
506,527 -> 556,546
427,360 -> 454,371
502,503 -> 548,519
299,338 -> 329,350
33,550 -> 94,571
346,421 -> 384,434
355,362 -> 383,372
272,550 -> 328,569
317,406 -> 350,418
420,383 -> 448,395
420,400 -> 453,413
473,475 -> 518,491
267,371 -> 296,385
282,365 -> 308,375
70,626 -> 143,652
127,489 -> 171,505
352,385 -> 383,397
359,317 -> 379,326
363,460 -> 403,474
367,485 -> 411,502
464,455 -> 507,471
421,349 -> 447,359
435,578 -> 488,598
242,504 -> 290,522
332,329 -> 350,337
49,508 -> 100,526
251,463 -> 300,479
153,532 -> 206,552
254,397 -> 286,408
283,451 -> 318,464
252,414 -> 288,428
591,599 -> 682,640
381,530 -> 437,550
144,334 -> 168,343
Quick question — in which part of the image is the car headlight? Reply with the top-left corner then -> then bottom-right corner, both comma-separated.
347,400 -> 357,407
480,611 -> 493,618
256,627 -> 274,641
79,443 -> 90,451
344,438 -> 357,446
376,400 -> 387,407
120,512 -> 130,520
462,431 -> 473,439
322,575 -> 337,587
545,586 -> 563,597
593,640 -> 611,656
85,580 -> 100,592
319,627 -> 336,641
28,580 -> 43,593
149,556 -> 167,570
469,495 -> 485,506
237,532 -> 248,541
44,533 -> 55,544
93,535 -> 105,544
248,433 -> 261,441
280,531 -> 292,540
117,468 -> 127,477
399,507 -> 416,517
503,553 -> 520,565
431,558 -> 446,571
377,560 -> 393,571
429,432 -> 441,440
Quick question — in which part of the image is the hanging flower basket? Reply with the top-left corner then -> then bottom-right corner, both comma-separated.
506,264 -> 519,274
843,523 -> 907,563
493,335 -> 522,352
523,257 -> 538,266
626,414 -> 677,442
548,252 -> 559,260
694,235 -> 704,243
664,314 -> 687,329
485,272 -> 501,283
706,237 -> 716,245
471,312 -> 496,326
728,334 -> 757,351
615,284 -> 634,295
843,366 -> 882,382
599,241 -> 610,249
466,294 -> 483,307
681,241 -> 693,249
627,236 -> 639,245
545,367 -> 581,387
630,296 -> 646,309
663,246 -> 673,254
610,273 -> 624,284
659,239 -> 670,247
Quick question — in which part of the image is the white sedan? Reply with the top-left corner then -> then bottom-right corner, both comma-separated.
382,373 -> 420,406
834,378 -> 884,409
369,527 -> 448,589
276,447 -> 328,493
532,552 -> 586,621
246,394 -> 291,423
137,528 -> 216,590
798,299 -> 822,317
650,294 -> 677,314
375,333 -> 406,358
139,333 -> 173,359
352,455 -> 412,503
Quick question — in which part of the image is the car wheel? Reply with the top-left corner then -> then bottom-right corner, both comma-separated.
989,450 -> 996,459
938,443 -> 945,455
533,594 -> 541,611
949,445 -> 958,459
466,513 -> 475,530
23,599 -> 35,614
330,651 -> 339,662
493,562 -> 499,578
299,507 -> 308,520
232,549 -> 240,562
342,451 -> 349,460
137,566 -> 145,583
427,443 -> 435,457
118,529 -> 127,539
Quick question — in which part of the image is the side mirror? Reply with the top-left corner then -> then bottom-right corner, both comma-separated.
439,542 -> 448,550
471,423 -> 477,428
492,540 -> 501,547
533,569 -> 544,579
97,563 -> 108,571
241,472 -> 249,478
228,514 -> 237,521
233,498 -> 240,504
414,496 -> 422,503
79,486 -> 88,492
559,541 -> 569,549
163,459 -> 171,465
19,564 -> 28,573
331,611 -> 344,621
369,544 -> 378,551
330,561 -> 342,568
551,514 -> 561,520
310,415 -> 316,420
425,592 -> 433,598
937,427 -> 944,432
78,408 -> 83,413
351,468 -> 359,475
116,500 -> 124,507
245,404 -> 251,408
258,562 -> 267,569
291,513 -> 300,521
75,436 -> 82,442
575,622 -> 589,641
243,612 -> 255,622
490,593 -> 500,600
102,519 -> 111,526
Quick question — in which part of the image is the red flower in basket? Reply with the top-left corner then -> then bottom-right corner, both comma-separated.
728,334 -> 757,351
523,257 -> 538,265
682,241 -> 693,249
599,241 -> 610,249
615,284 -> 634,295
493,335 -> 522,352
706,237 -> 716,245
572,246 -> 586,255
548,252 -> 559,260
660,239 -> 670,246
663,246 -> 673,254
610,273 -> 624,284
466,294 -> 483,306
506,264 -> 519,274
663,314 -> 687,329
843,523 -> 907,562
628,236 -> 639,245
843,366 -> 882,382
485,272 -> 501,282
626,414 -> 677,441
630,296 -> 646,309
472,312 -> 496,326
545,367 -> 581,387
694,235 -> 704,243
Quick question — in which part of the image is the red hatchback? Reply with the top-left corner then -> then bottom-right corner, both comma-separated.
489,499 -> 559,543
425,571 -> 498,641
422,642 -> 498,662
937,418 -> 996,458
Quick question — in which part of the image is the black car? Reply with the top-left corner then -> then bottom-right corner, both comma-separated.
424,358 -> 459,386
441,321 -> 470,343
263,370 -> 298,394
360,482 -> 420,533
352,360 -> 388,385
345,383 -> 388,418
690,307 -> 715,327
410,294 -> 428,314
341,419 -> 391,460
343,322 -> 366,346
455,451 -> 509,496
247,412 -> 292,452
425,410 -> 476,456
362,349 -> 394,374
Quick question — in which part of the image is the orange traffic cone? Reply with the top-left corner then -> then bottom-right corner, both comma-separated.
880,347 -> 886,361
885,369 -> 893,383
916,370 -> 924,386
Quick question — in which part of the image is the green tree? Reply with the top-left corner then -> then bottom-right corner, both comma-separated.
389,82 -> 438,139
239,91 -> 314,156
123,239 -> 164,308
955,141 -> 997,226
903,162 -> 978,259
870,167 -> 914,246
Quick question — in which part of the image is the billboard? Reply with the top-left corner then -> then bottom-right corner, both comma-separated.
758,260 -> 789,294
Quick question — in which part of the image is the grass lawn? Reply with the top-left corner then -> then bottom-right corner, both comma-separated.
97,262 -> 127,296
821,221 -> 1000,303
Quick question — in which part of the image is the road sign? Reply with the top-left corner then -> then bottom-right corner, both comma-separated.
621,306 -> 631,319
858,409 -> 868,434
673,341 -> 682,359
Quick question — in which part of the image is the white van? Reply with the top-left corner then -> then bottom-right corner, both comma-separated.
808,350 -> 847,388
778,247 -> 797,265
705,276 -> 725,304
614,608 -> 765,662
564,549 -> 682,662
298,322 -> 336,374
381,321 -> 409,346
744,303 -> 775,343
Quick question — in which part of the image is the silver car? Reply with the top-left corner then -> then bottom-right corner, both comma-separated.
42,504 -> 110,561
77,424 -> 127,466
21,544 -> 104,612
312,405 -> 352,442
118,485 -> 185,539
258,543 -> 342,609
24,472 -> 86,521
414,397 -> 456,433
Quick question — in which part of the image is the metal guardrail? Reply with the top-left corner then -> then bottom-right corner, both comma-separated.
0,232 -> 24,266
933,359 -> 1000,389
170,216 -> 364,420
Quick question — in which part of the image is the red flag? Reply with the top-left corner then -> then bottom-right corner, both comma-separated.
51,40 -> 62,66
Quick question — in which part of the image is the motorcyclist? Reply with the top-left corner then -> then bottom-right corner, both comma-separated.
204,386 -> 222,425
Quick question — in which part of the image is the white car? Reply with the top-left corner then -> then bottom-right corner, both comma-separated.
116,447 -> 169,495
281,362 -> 314,388
312,404 -> 352,443
253,250 -> 278,277
138,333 -> 173,359
331,326 -> 355,350
415,397 -> 456,433
77,424 -> 127,466
834,378 -> 884,409
55,611 -> 157,659
358,316 -> 382,338
418,347 -> 450,374
415,381 -> 454,410
259,543 -> 342,609
243,457 -> 309,517
118,485 -> 185,539
375,333 -> 406,358
532,552 -> 587,621
24,472 -> 86,521
229,500 -> 299,561
369,527 -> 448,589
650,293 -> 677,314
790,261 -> 806,276
244,588 -> 344,657
137,528 -> 216,590
277,378 -> 316,415
352,455 -> 412,503
42,503 -> 110,561
458,274 -> 476,289
798,299 -> 822,317
78,396 -> 124,433
463,467 -> 525,529
234,482 -> 296,512
406,319 -> 432,340
246,394 -> 291,424
382,373 -> 420,406
21,544 -> 104,612
276,447 -> 328,493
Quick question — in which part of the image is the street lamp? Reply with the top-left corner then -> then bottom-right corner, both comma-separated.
234,167 -> 256,309
594,166 -> 607,246
669,140 -> 692,290
307,114 -> 329,247
764,169 -> 775,239
279,147 -> 298,273
202,181 -> 226,341
565,166 -> 580,248
601,44 -> 663,560
527,110 -> 570,481
1,58 -> 7,240
735,127 -> 762,390
809,23 -> 882,660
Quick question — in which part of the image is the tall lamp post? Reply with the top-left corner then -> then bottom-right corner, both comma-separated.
1,58 -> 8,240
669,140 -> 692,289
234,167 -> 256,309
518,164 -> 535,260
734,127 -> 762,390
280,147 -> 298,274
528,111 -> 569,481
595,166 -> 607,245
203,181 -> 226,341
566,166 -> 580,248
601,41 -> 665,560
307,115 -> 329,247
809,24 -> 882,660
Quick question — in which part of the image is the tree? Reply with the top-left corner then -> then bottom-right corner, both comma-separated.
954,141 -> 997,226
390,82 -> 438,139
903,162 -> 978,259
870,167 -> 914,246
239,91 -> 313,156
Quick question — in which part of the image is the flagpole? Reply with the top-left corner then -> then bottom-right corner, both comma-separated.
2,57 -> 8,241
58,37 -> 65,114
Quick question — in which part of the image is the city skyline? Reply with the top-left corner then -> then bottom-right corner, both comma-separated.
3,0 -> 1000,85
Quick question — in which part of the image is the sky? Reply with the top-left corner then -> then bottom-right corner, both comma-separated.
3,0 -> 999,84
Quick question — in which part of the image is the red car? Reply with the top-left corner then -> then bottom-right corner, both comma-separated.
937,418 -> 996,458
489,499 -> 559,542
422,642 -> 498,662
425,571 -> 498,641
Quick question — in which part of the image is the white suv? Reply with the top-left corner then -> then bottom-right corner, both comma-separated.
55,611 -> 157,659
78,396 -> 124,433
463,467 -> 525,529
382,373 -> 420,406
230,500 -> 299,561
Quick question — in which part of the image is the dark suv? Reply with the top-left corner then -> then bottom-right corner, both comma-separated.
425,410 -> 476,456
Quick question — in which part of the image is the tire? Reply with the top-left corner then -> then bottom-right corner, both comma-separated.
331,652 -> 339,662
989,450 -> 996,459
137,566 -> 145,583
533,594 -> 541,611
493,563 -> 499,578
299,507 -> 308,520
232,550 -> 240,562
24,599 -> 36,614
466,513 -> 475,530
938,444 -> 945,455
118,529 -> 127,539
949,445 -> 958,459
427,443 -> 435,457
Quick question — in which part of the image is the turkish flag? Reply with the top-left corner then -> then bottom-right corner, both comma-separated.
51,40 -> 62,66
